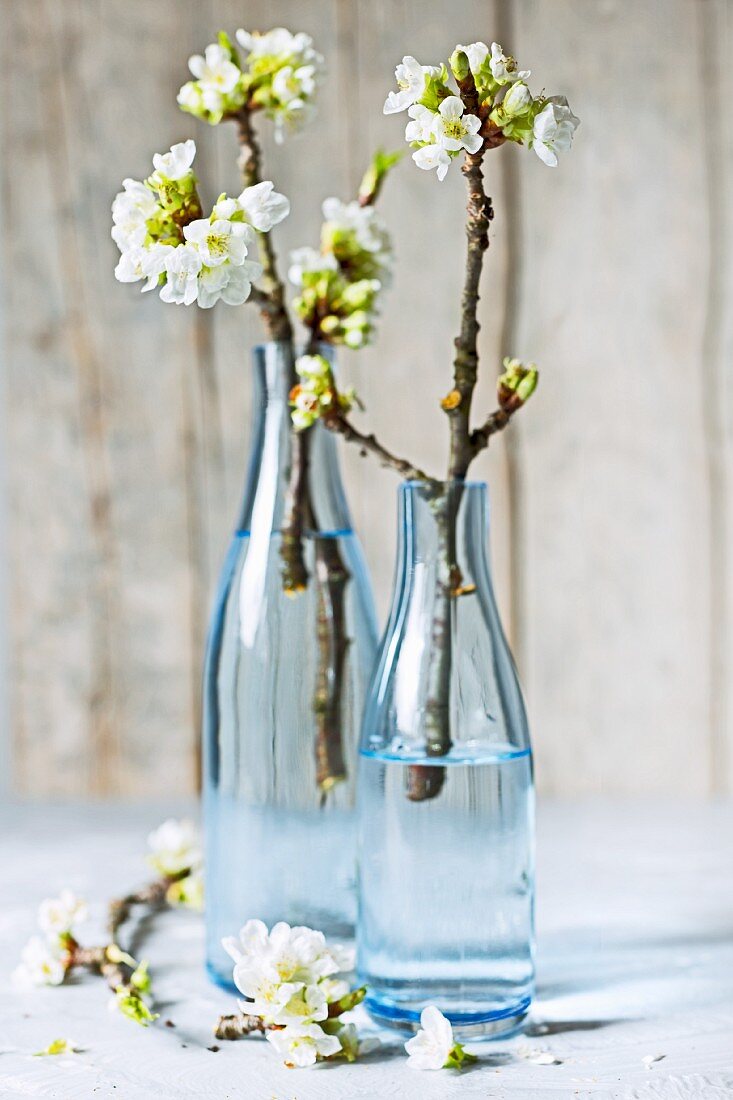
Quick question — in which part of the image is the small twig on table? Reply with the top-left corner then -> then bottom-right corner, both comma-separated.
215,1012 -> 272,1040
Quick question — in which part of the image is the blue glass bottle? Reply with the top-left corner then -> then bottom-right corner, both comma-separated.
203,342 -> 378,988
357,481 -> 534,1037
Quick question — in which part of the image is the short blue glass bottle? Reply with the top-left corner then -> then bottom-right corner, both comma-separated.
203,342 -> 378,989
356,480 -> 534,1038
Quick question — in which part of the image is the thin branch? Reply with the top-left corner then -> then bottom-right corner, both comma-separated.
326,411 -> 435,485
469,406 -> 513,456
446,70 -> 494,481
235,109 -> 293,344
107,878 -> 171,943
215,1012 -> 272,1041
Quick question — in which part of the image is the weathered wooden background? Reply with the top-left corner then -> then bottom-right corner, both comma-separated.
2,0 -> 731,798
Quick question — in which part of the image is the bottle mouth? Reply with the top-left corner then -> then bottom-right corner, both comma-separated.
401,478 -> 487,490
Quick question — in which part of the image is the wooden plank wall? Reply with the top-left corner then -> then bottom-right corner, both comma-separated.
1,0 -> 731,797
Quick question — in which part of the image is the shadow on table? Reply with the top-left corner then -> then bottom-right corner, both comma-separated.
526,1017 -> 626,1036
537,923 -> 733,1002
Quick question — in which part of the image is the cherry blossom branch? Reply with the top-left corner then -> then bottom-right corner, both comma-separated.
445,73 -> 494,480
235,109 -> 293,345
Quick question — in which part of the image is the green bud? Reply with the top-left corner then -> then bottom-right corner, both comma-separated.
330,985 -> 367,1015
341,279 -> 379,311
114,986 -> 158,1027
498,357 -> 539,411
343,328 -> 367,349
358,147 -> 403,206
217,29 -> 240,67
130,959 -> 151,994
419,64 -> 450,111
449,49 -> 470,82
166,872 -> 204,911
106,944 -> 137,968
344,309 -> 370,331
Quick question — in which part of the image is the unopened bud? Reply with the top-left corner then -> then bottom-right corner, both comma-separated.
449,49 -> 470,82
497,357 -> 539,411
358,148 -> 403,206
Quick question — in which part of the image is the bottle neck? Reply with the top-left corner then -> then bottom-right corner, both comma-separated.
236,342 -> 353,536
397,481 -> 493,584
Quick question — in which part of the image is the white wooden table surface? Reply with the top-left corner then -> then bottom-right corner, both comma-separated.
1,801 -> 732,1100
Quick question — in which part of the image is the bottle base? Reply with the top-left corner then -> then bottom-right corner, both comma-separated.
364,993 -> 532,1041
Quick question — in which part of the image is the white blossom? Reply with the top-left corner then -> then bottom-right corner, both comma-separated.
490,42 -> 530,85
410,97 -> 482,180
405,103 -> 437,144
262,982 -> 329,1026
115,243 -> 173,290
147,818 -> 202,875
236,27 -> 317,63
183,218 -> 254,267
111,178 -> 157,253
38,890 -> 88,938
531,96 -> 580,167
177,81 -> 203,114
226,919 -> 341,999
288,246 -> 338,286
404,1006 -> 455,1070
317,975 -> 351,1003
456,41 -> 489,74
159,245 -> 201,305
324,941 -> 355,973
188,44 -> 241,109
237,181 -> 291,232
412,143 -> 452,182
384,55 -> 440,115
115,247 -> 149,286
197,259 -> 262,308
500,80 -> 533,118
321,197 -> 390,258
14,936 -> 67,988
431,96 -> 482,154
152,139 -> 197,181
265,1022 -> 342,1068
272,63 -> 317,105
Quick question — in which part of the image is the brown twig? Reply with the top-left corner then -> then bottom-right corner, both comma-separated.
235,109 -> 293,344
469,406 -> 513,455
214,1012 -> 273,1041
108,878 -> 171,943
313,537 -> 351,791
327,411 -> 435,484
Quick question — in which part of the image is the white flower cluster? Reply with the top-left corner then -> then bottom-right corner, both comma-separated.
112,142 -> 290,309
385,42 -> 579,178
223,919 -> 364,1067
178,28 -> 324,140
289,197 -> 392,349
14,890 -> 87,988
147,818 -> 204,909
147,817 -> 201,877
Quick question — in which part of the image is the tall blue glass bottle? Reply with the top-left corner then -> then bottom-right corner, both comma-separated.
357,481 -> 534,1037
204,342 -> 378,988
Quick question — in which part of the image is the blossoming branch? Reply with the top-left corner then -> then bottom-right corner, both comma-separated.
285,39 -> 577,803
15,820 -> 203,1026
